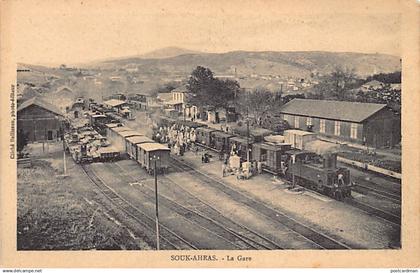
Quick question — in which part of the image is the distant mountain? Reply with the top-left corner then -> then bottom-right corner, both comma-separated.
138,47 -> 203,59
89,50 -> 401,78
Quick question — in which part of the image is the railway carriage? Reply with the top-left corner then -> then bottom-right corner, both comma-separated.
228,136 -> 254,160
125,135 -> 153,160
196,127 -> 217,147
210,131 -> 234,152
252,142 -> 292,174
137,142 -> 170,174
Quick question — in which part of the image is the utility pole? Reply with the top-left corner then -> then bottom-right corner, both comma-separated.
63,146 -> 67,175
153,156 -> 160,250
246,91 -> 250,163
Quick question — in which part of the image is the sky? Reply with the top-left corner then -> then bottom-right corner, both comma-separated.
3,0 -> 402,66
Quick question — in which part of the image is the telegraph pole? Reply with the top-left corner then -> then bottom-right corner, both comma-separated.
153,156 -> 160,250
63,146 -> 67,175
246,91 -> 250,163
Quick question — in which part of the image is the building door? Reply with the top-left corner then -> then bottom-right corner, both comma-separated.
47,130 -> 53,140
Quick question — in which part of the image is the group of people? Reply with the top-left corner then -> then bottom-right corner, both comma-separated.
152,124 -> 197,156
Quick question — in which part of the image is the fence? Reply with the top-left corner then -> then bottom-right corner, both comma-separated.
17,158 -> 32,168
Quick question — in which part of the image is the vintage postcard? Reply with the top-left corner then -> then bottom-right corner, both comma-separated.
0,0 -> 419,268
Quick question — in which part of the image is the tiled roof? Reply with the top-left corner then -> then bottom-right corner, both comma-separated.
17,97 -> 64,116
279,99 -> 387,122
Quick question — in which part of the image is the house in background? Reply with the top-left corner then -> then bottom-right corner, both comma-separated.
51,86 -> 76,112
17,97 -> 65,143
390,83 -> 401,91
171,86 -> 199,120
361,80 -> 385,92
279,99 -> 401,148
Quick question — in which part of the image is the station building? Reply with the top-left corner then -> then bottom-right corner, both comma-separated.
278,99 -> 401,148
17,97 -> 65,142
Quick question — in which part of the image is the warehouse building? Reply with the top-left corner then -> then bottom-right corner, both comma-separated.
279,99 -> 401,148
17,97 -> 65,142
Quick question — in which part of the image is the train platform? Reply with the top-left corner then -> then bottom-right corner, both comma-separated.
172,150 -> 400,249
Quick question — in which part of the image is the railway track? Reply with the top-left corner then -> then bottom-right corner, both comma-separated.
80,164 -> 198,250
169,157 -> 353,250
111,162 -> 284,250
353,184 -> 401,203
192,144 -> 401,226
344,198 -> 401,226
351,174 -> 401,202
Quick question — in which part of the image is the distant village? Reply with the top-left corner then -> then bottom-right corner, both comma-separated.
16,62 -> 401,153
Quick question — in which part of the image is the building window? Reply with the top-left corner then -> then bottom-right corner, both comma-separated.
351,123 -> 358,139
306,117 -> 312,126
320,119 -> 325,133
294,116 -> 299,128
334,121 -> 341,136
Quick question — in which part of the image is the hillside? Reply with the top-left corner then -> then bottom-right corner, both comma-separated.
17,50 -> 402,105
138,47 -> 202,59
90,50 -> 401,78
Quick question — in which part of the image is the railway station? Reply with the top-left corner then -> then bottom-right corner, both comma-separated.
17,92 -> 399,251
16,61 -> 402,252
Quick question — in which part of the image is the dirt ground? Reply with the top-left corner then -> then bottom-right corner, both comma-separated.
17,143 -> 151,250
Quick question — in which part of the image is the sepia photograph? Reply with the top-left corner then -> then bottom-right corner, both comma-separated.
1,0 -> 419,269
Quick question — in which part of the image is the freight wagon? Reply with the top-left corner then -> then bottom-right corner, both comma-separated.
137,142 -> 170,174
126,135 -> 153,160
113,130 -> 143,153
283,130 -> 317,150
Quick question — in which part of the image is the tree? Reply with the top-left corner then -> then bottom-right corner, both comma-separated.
235,88 -> 280,125
150,81 -> 181,97
187,66 -> 237,112
365,71 -> 401,84
311,66 -> 358,100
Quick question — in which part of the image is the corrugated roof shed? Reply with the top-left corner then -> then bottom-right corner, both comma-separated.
279,99 -> 387,122
17,97 -> 64,116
